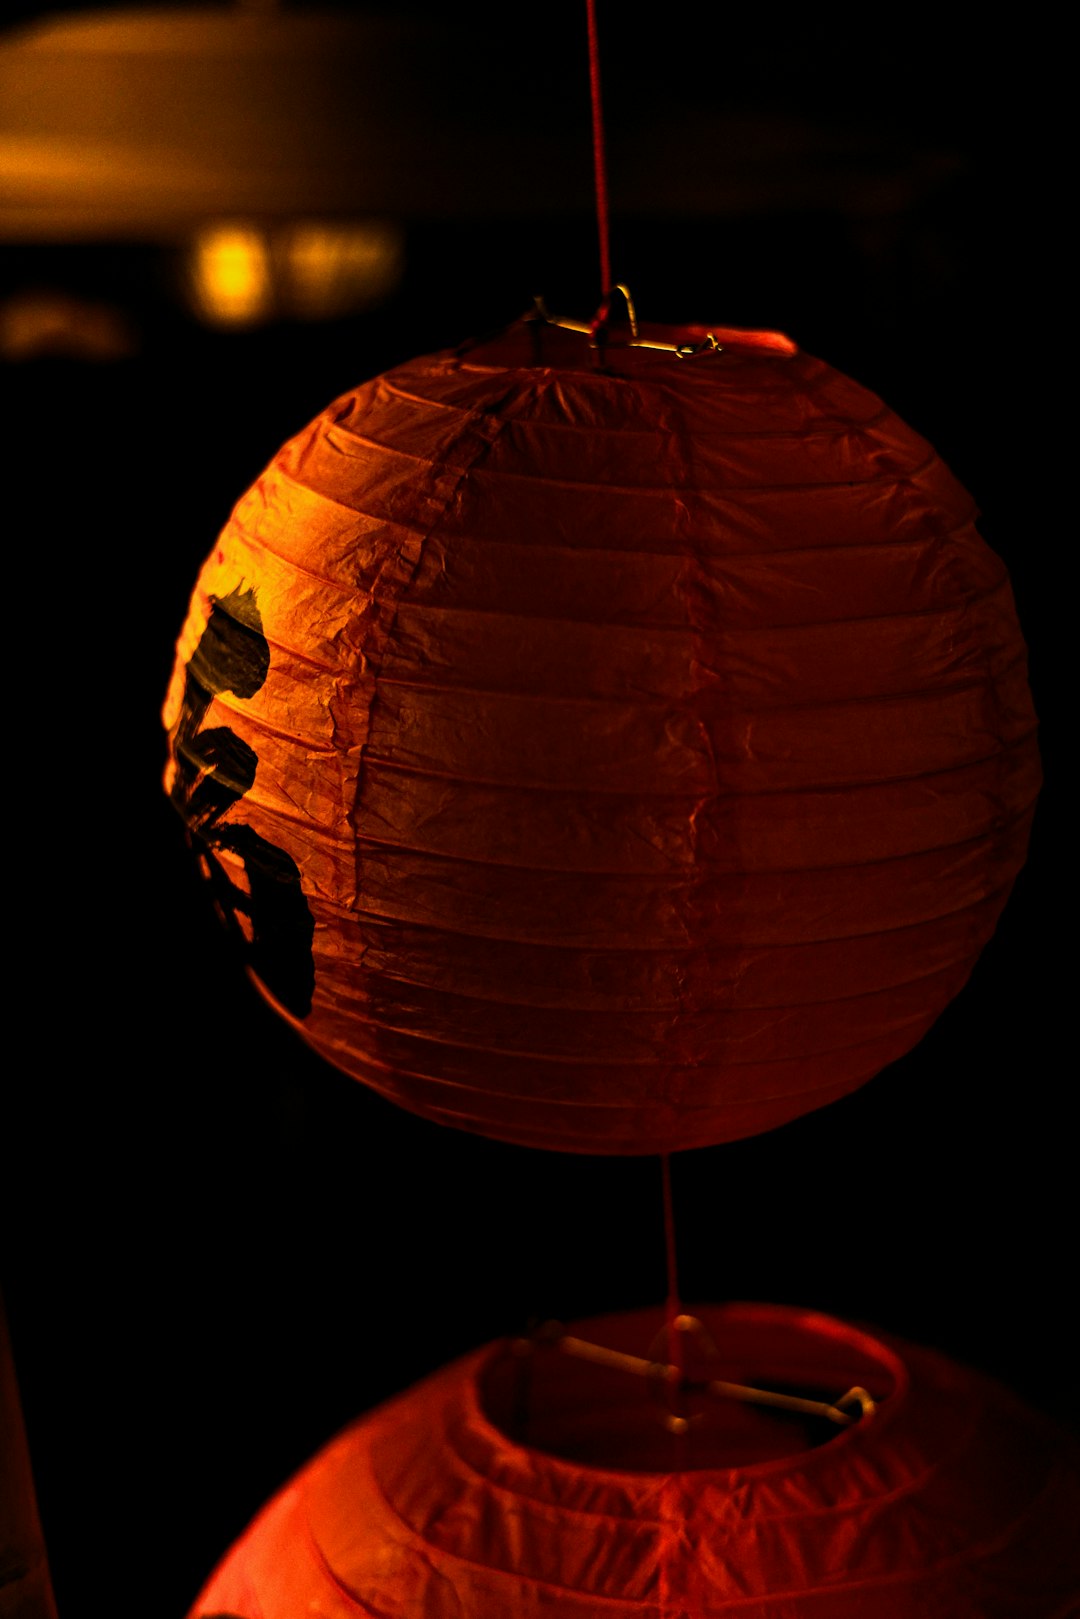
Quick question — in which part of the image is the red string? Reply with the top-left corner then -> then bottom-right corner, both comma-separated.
660,1152 -> 685,1383
585,0 -> 612,301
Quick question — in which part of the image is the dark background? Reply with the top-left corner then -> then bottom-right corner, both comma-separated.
1,5 -> 1071,1616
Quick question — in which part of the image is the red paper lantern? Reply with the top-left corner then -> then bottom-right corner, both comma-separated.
163,319 -> 1039,1153
188,1303 -> 1080,1618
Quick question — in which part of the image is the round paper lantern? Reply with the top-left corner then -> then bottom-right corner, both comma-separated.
187,1302 -> 1080,1618
163,319 -> 1039,1153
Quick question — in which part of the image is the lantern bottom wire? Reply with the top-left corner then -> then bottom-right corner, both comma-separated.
514,1318 -> 877,1434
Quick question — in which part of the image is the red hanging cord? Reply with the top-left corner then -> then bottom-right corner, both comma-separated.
660,1151 -> 685,1385
585,0 -> 612,301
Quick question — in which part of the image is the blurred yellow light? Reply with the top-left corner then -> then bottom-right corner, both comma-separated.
188,223 -> 273,327
280,221 -> 403,320
184,218 -> 403,328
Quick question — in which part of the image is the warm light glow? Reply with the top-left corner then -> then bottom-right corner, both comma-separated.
0,289 -> 136,360
188,222 -> 272,328
184,218 -> 403,327
279,220 -> 403,319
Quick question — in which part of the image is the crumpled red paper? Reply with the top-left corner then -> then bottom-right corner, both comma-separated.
188,1301 -> 1080,1617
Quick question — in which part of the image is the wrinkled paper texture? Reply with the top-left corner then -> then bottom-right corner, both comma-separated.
163,322 -> 1040,1153
189,1302 -> 1080,1617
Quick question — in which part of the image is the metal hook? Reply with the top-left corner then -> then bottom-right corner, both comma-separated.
606,283 -> 640,338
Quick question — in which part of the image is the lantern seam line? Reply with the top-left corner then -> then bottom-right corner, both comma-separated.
328,979 -> 997,1039
395,524 -> 987,566
365,1089 -> 871,1143
377,561 -> 1004,623
310,1006 -> 940,1073
321,422 -> 944,496
343,950 -> 982,1015
344,872 -> 1022,955
357,725 -> 1039,796
196,636 -> 1028,722
347,896 -> 1005,953
444,456 -> 952,497
359,581 -> 1017,636
369,660 -> 1030,715
372,375 -> 903,423
321,414 -> 938,475
356,758 -> 1040,817
350,816 -> 1033,876
390,525 -> 986,566
253,461 -> 983,562
242,507 -> 987,571
375,398 -> 895,444
318,945 -> 977,1010
351,746 -> 1036,801
349,401 -> 897,444
327,1017 -> 943,1071
304,1044 -> 891,1101
336,416 -> 900,448
209,562 -> 1007,637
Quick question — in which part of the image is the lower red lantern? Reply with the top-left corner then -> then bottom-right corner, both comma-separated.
187,1303 -> 1080,1618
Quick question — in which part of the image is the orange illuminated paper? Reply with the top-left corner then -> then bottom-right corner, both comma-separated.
163,320 -> 1039,1153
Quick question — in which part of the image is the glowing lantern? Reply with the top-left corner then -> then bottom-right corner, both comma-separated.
187,1303 -> 1080,1617
163,318 -> 1039,1153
